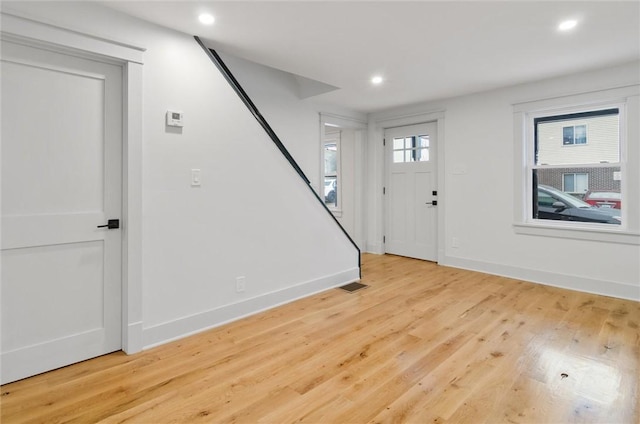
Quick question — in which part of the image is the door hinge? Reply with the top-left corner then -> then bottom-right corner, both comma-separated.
383,187 -> 386,195
383,236 -> 386,243
383,138 -> 386,146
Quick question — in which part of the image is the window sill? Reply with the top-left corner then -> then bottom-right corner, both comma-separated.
513,222 -> 639,245
328,208 -> 342,218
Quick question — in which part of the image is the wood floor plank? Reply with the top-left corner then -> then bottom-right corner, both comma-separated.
2,254 -> 638,423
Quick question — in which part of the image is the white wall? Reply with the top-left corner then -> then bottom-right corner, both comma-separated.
217,53 -> 322,188
368,61 -> 640,300
217,52 -> 367,247
1,1 -> 360,349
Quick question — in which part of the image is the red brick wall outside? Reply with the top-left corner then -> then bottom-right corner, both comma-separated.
536,167 -> 620,199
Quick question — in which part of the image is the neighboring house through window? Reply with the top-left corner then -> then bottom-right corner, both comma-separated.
533,108 -> 621,224
535,109 -> 619,200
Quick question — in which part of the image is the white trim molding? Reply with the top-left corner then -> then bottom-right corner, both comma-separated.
142,268 -> 361,349
442,255 -> 640,302
0,12 -> 145,63
320,112 -> 367,129
320,113 -> 368,249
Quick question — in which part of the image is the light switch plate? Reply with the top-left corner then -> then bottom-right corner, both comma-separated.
191,169 -> 201,186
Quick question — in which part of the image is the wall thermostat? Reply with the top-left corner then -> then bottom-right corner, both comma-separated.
166,110 -> 184,127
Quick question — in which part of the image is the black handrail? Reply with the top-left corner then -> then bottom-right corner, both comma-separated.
194,36 -> 361,276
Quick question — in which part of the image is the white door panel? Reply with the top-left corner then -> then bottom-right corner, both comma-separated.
385,123 -> 438,261
2,242 -> 105,350
1,40 -> 122,384
388,172 -> 407,244
1,60 -> 106,216
414,171 -> 436,258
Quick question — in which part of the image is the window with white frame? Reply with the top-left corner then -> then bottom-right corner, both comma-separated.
323,127 -> 340,208
514,85 -> 639,245
532,108 -> 621,225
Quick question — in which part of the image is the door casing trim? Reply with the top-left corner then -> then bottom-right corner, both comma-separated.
370,110 -> 446,263
1,11 -> 145,354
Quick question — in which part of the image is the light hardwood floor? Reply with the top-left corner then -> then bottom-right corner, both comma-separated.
2,254 -> 639,423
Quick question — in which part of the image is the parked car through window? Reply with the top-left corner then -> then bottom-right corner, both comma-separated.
583,190 -> 621,209
537,185 -> 620,224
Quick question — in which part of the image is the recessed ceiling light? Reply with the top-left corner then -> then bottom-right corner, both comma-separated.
198,13 -> 215,25
371,76 -> 383,85
558,19 -> 577,31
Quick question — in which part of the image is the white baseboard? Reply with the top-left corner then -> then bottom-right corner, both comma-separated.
441,255 -> 640,301
141,267 -> 360,349
123,321 -> 143,354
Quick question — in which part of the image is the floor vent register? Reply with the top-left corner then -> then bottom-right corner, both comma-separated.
338,282 -> 369,293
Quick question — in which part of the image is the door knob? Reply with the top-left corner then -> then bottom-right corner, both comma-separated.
426,201 -> 438,206
97,219 -> 120,229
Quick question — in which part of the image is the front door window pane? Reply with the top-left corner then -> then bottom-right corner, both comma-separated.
393,135 -> 430,163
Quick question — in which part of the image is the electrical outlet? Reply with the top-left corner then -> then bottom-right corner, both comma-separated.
236,276 -> 246,293
452,237 -> 460,248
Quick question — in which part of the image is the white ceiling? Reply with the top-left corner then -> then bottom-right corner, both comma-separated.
102,1 -> 640,113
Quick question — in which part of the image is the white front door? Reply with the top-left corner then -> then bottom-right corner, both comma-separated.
385,123 -> 438,261
1,39 -> 123,384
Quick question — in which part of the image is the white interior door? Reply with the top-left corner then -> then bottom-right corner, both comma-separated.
385,123 -> 438,261
1,39 -> 123,384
